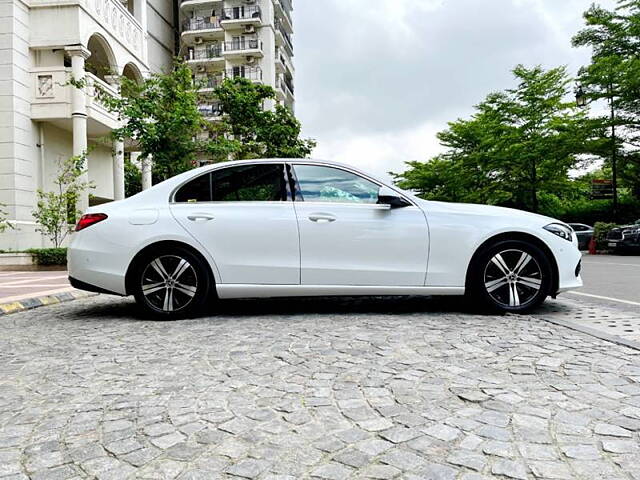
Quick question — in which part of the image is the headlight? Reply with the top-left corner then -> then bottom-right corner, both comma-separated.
623,228 -> 640,235
544,223 -> 573,242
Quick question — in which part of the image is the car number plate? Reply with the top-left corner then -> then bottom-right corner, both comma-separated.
608,242 -> 617,247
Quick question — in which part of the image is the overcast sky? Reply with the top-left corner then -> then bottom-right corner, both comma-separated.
293,0 -> 615,181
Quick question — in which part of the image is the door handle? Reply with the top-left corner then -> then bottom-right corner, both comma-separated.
187,213 -> 215,222
308,213 -> 336,223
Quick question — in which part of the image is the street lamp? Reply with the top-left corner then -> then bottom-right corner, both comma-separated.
575,85 -> 587,108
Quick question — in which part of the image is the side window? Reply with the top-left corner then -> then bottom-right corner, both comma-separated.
293,165 -> 380,204
174,173 -> 211,203
211,164 -> 286,201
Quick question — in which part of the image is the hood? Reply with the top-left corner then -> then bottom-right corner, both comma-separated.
417,199 -> 561,226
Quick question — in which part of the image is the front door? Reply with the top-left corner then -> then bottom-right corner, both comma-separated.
291,164 -> 429,286
170,163 -> 299,285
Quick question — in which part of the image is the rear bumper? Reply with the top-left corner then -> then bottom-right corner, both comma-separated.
69,276 -> 124,296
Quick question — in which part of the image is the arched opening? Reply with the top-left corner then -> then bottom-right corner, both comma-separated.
122,63 -> 143,84
86,34 -> 117,81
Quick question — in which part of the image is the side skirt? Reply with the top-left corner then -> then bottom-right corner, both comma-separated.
216,284 -> 465,299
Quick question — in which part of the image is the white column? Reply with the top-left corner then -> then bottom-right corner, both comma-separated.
105,75 -> 125,201
141,154 -> 152,191
112,140 -> 125,200
65,45 -> 91,213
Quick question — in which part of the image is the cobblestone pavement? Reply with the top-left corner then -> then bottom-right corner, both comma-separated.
1,296 -> 640,480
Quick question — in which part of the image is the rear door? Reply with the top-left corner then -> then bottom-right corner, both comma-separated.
170,163 -> 300,285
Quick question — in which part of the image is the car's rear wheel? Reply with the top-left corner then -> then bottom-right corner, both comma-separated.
132,247 -> 211,319
468,240 -> 553,313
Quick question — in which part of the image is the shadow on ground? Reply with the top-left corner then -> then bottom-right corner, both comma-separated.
67,294 -> 529,322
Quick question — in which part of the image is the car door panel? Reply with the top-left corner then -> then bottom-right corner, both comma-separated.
171,202 -> 299,284
169,163 -> 300,285
294,202 -> 429,286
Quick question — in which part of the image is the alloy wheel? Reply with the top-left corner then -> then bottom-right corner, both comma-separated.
483,249 -> 543,308
140,255 -> 198,313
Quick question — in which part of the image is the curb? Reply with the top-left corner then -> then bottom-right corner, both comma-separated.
0,290 -> 98,316
535,315 -> 640,352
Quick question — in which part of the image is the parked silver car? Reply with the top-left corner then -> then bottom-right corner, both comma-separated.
568,223 -> 593,250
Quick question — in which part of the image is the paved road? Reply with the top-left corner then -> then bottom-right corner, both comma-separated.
564,254 -> 640,309
1,296 -> 640,479
0,271 -> 71,304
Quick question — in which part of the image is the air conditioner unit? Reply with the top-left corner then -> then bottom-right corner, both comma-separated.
246,56 -> 256,64
194,36 -> 203,44
197,65 -> 206,73
244,25 -> 256,34
243,0 -> 256,4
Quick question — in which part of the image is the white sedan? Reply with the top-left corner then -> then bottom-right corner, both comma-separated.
69,159 -> 582,318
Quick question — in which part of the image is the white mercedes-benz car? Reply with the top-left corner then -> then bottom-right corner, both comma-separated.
69,159 -> 582,318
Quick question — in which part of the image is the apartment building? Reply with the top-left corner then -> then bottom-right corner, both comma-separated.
0,0 -> 294,250
0,0 -> 177,249
180,0 -> 295,122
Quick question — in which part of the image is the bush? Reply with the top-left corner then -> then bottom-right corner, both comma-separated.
592,222 -> 618,250
558,197 -> 640,225
26,248 -> 67,266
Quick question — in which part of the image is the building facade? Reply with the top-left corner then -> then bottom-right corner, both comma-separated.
180,0 -> 295,124
0,0 -> 294,250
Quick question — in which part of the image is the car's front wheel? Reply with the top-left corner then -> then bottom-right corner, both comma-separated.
132,247 -> 211,319
468,240 -> 553,313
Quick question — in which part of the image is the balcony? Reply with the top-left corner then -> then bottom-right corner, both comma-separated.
220,6 -> 262,29
181,16 -> 224,44
275,48 -> 294,75
224,67 -> 263,82
195,74 -> 224,92
30,0 -> 144,63
184,45 -> 225,66
31,67 -> 120,135
197,102 -> 224,120
222,39 -> 263,60
275,19 -> 294,55
180,0 -> 223,10
274,0 -> 293,34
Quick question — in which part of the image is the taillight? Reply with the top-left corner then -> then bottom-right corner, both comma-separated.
75,213 -> 108,232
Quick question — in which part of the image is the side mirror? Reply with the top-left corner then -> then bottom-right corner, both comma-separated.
377,186 -> 411,209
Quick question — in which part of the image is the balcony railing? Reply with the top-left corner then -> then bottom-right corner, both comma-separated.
275,19 -> 294,53
195,75 -> 224,89
198,103 -> 223,118
224,67 -> 263,81
185,45 -> 223,61
223,39 -> 262,52
89,0 -> 143,57
220,5 -> 261,21
182,17 -> 222,31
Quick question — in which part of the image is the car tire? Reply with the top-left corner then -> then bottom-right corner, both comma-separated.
467,240 -> 553,314
132,246 -> 212,320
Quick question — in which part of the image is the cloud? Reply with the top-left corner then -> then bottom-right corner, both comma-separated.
293,0 -> 616,179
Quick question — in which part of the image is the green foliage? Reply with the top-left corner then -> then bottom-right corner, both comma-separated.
393,65 -> 593,213
572,0 -> 640,198
124,157 -> 142,198
32,153 -> 93,248
204,77 -> 316,162
100,61 -> 204,182
25,248 -> 67,266
0,203 -> 14,233
593,222 -> 619,249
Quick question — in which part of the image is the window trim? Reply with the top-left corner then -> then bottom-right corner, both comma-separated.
170,162 -> 290,204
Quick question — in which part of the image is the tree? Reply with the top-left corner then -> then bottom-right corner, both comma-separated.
572,0 -> 640,205
393,65 -> 593,213
101,61 -> 204,182
203,77 -> 315,162
32,153 -> 93,248
124,157 -> 142,198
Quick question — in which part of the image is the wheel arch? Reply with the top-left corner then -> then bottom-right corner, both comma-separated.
125,240 -> 217,296
465,231 -> 559,296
